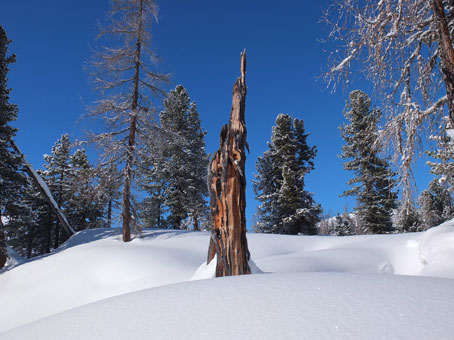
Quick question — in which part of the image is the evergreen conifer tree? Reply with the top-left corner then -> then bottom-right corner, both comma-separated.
6,176 -> 51,258
0,26 -> 28,266
340,90 -> 398,234
331,213 -> 355,236
418,179 -> 454,230
395,201 -> 422,233
253,114 -> 320,235
39,135 -> 106,244
427,128 -> 454,192
141,85 -> 209,230
41,134 -> 73,247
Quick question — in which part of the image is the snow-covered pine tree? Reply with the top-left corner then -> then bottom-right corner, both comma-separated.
253,114 -> 321,235
0,26 -> 29,267
41,134 -> 73,247
340,90 -> 398,234
253,150 -> 278,233
86,0 -> 168,241
395,201 -> 422,233
141,85 -> 209,230
9,146 -> 109,258
427,127 -> 454,192
324,0 -> 454,203
418,179 -> 454,230
331,212 -> 355,236
6,176 -> 51,258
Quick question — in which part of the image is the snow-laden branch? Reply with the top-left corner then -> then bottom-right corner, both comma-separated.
10,140 -> 75,235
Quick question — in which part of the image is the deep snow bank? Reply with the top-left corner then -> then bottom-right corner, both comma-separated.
3,272 -> 454,340
0,223 -> 453,335
419,219 -> 454,278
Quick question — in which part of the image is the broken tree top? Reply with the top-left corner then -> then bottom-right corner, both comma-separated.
229,49 -> 247,133
207,49 -> 251,277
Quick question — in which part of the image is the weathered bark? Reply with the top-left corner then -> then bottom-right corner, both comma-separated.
10,140 -> 75,237
207,50 -> 251,276
433,0 -> 454,125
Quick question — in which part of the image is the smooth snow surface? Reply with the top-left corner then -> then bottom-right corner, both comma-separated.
4,273 -> 454,340
1,221 -> 454,339
419,220 -> 454,278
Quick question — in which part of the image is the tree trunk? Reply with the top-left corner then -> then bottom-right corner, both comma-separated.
206,50 -> 251,276
193,213 -> 199,231
433,0 -> 454,125
107,198 -> 112,228
121,0 -> 144,242
54,221 -> 61,249
45,210 -> 52,253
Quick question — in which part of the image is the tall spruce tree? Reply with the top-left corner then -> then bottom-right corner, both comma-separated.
40,135 -> 106,244
141,85 -> 209,230
253,114 -> 321,235
7,176 -> 51,258
340,90 -> 398,234
0,26 -> 28,267
41,134 -> 73,247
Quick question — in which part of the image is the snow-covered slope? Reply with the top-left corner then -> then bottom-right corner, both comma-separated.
4,273 -> 454,340
1,221 -> 454,339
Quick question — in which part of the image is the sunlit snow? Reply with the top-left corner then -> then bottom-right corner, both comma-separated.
1,220 -> 454,339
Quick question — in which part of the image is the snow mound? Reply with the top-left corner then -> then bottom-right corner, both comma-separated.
1,225 -> 453,336
190,254 -> 217,280
191,255 -> 264,281
419,219 -> 454,278
3,272 -> 454,340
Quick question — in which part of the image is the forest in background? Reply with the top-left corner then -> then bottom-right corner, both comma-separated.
2,0 -> 454,263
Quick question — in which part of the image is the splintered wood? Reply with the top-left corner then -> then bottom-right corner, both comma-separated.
207,50 -> 251,276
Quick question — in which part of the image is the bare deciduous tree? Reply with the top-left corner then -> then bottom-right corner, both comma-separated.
86,0 -> 168,242
324,0 -> 454,203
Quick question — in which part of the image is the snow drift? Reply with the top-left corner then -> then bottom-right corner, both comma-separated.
1,220 -> 454,339
3,273 -> 454,340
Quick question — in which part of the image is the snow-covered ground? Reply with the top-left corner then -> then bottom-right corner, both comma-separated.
1,220 -> 454,339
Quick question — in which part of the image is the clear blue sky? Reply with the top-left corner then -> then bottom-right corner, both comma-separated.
1,0 -> 435,227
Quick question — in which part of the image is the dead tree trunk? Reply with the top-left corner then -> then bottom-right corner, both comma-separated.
10,140 -> 75,236
207,50 -> 251,276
